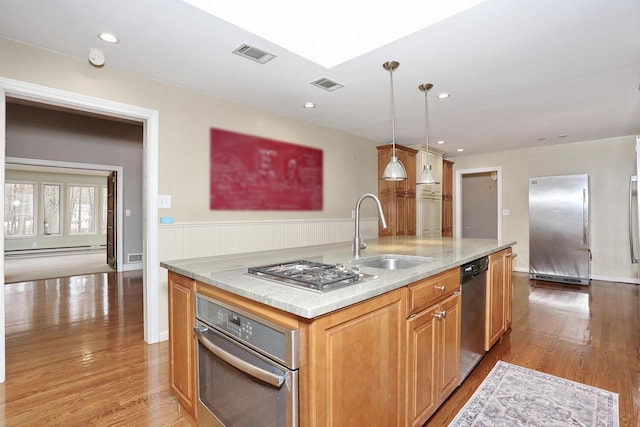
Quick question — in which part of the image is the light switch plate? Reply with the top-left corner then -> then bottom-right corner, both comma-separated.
158,195 -> 172,209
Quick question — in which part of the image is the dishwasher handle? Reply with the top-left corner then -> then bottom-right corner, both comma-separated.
194,327 -> 286,388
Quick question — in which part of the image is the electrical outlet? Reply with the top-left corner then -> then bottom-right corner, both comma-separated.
158,195 -> 172,209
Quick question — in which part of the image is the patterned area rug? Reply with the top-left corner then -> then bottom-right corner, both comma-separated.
449,361 -> 619,426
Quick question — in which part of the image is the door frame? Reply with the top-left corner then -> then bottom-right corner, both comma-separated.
0,77 -> 160,383
455,166 -> 503,240
5,157 -> 124,271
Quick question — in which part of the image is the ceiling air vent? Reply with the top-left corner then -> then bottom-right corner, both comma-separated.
310,77 -> 345,92
232,44 -> 277,64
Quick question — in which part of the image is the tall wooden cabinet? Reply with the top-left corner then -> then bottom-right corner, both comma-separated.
416,147 -> 443,238
377,144 -> 417,237
485,247 -> 513,350
441,160 -> 454,237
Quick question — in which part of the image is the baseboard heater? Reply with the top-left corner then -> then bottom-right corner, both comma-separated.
5,245 -> 94,256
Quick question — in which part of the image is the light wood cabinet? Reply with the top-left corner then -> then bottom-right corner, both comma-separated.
306,288 -> 406,427
415,147 -> 444,238
378,144 -> 417,237
485,247 -> 513,350
167,247 -> 513,426
420,195 -> 442,238
406,269 -> 460,426
168,271 -> 197,420
442,160 -> 454,237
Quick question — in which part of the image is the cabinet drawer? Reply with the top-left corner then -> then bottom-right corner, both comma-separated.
407,267 -> 460,315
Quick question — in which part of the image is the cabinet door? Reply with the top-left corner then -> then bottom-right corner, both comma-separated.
395,191 -> 408,235
406,293 -> 461,427
407,193 -> 416,235
168,272 -> 197,418
430,197 -> 442,236
307,289 -> 406,427
377,144 -> 417,237
504,248 -> 513,329
485,249 -> 512,350
421,196 -> 442,237
407,304 -> 438,426
379,188 -> 393,237
436,293 -> 461,401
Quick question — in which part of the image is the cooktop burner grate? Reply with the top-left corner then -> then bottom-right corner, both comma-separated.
247,260 -> 370,292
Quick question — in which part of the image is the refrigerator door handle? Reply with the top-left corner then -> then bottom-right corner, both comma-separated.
629,175 -> 639,264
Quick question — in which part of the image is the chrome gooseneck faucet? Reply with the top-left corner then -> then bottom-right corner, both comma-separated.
353,193 -> 387,258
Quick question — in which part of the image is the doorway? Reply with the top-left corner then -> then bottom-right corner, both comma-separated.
0,77 -> 161,383
455,167 -> 503,240
4,158 -> 123,282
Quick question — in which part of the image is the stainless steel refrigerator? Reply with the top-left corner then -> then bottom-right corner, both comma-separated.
529,174 -> 591,285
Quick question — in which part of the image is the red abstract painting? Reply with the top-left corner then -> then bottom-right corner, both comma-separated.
210,128 -> 323,210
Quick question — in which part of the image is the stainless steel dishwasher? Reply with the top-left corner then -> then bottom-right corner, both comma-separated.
459,256 -> 488,383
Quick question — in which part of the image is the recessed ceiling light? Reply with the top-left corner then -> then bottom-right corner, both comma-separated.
99,33 -> 119,43
303,102 -> 316,108
437,93 -> 450,99
457,148 -> 464,152
436,140 -> 445,145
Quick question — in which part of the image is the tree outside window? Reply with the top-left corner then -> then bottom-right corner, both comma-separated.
69,185 -> 96,234
4,182 -> 35,237
43,184 -> 61,235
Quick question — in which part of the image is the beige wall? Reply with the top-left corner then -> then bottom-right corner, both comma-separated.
0,37 -> 380,223
0,37 -> 382,338
449,135 -> 638,283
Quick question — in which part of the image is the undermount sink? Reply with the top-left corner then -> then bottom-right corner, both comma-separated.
354,254 -> 433,270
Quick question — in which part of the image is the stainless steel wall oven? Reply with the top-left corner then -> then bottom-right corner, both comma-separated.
194,294 -> 300,427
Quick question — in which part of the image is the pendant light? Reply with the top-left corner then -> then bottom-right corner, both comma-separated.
381,61 -> 407,181
416,83 -> 440,185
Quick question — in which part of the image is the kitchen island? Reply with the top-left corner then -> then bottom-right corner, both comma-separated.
162,236 -> 515,426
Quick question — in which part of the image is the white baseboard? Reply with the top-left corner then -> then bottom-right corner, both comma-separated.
122,262 -> 143,272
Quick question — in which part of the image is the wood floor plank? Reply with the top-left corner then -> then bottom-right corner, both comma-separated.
0,270 -> 189,427
1,268 -> 638,426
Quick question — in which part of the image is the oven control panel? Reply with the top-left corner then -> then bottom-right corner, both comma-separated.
195,293 -> 298,368
215,309 -> 254,340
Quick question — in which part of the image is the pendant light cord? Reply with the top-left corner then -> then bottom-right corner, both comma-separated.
389,66 -> 397,158
424,87 -> 430,153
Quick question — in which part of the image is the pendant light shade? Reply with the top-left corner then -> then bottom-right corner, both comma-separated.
417,83 -> 440,185
382,61 -> 407,181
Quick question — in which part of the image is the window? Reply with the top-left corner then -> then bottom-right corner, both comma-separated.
4,182 -> 35,237
68,185 -> 96,234
43,184 -> 61,235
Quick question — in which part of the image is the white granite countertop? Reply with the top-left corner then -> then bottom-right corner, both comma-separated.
161,236 -> 516,319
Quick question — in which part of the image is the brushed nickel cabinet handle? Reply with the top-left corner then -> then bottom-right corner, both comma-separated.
435,285 -> 446,292
433,310 -> 447,320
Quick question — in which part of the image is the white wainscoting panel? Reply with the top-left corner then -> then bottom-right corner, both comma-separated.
158,218 -> 380,262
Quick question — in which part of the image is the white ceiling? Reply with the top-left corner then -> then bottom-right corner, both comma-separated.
1,0 -> 639,157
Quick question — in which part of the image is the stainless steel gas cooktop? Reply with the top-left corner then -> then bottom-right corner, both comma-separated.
247,260 -> 377,293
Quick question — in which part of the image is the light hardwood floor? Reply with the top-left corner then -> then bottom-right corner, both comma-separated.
1,271 -> 638,426
1,270 -> 191,426
426,272 -> 640,426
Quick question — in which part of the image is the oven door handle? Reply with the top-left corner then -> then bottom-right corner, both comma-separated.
194,327 -> 286,388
